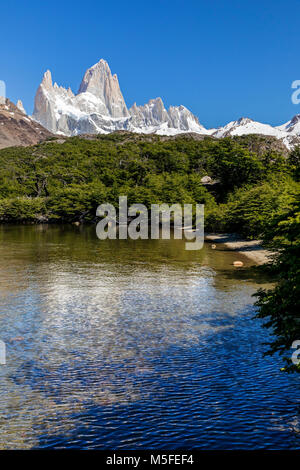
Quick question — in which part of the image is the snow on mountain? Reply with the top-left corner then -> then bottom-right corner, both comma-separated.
16,99 -> 26,115
33,65 -> 129,135
33,59 -> 208,137
211,116 -> 300,149
78,60 -> 129,118
129,98 -> 210,135
276,114 -> 300,135
212,117 -> 284,139
32,58 -> 300,148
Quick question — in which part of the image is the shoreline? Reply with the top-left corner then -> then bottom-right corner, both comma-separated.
205,233 -> 273,265
0,222 -> 273,265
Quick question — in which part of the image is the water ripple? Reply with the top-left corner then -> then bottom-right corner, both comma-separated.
0,225 -> 299,449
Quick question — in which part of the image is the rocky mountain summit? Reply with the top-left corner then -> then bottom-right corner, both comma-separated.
78,59 -> 129,118
32,59 -> 212,137
0,98 -> 52,149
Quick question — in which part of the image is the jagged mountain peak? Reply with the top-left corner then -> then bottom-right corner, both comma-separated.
148,97 -> 164,105
31,59 -> 300,147
129,97 -> 208,135
77,58 -> 128,118
41,70 -> 53,89
290,114 -> 300,124
236,117 -> 253,125
33,60 -> 206,136
86,59 -> 120,83
78,59 -> 111,93
277,114 -> 300,139
16,99 -> 26,114
89,58 -> 110,70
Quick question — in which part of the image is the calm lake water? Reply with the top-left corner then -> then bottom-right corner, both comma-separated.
0,224 -> 299,449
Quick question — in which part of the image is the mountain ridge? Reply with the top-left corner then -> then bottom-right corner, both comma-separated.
0,58 -> 298,150
0,98 -> 53,149
33,59 -> 209,137
31,59 -> 300,149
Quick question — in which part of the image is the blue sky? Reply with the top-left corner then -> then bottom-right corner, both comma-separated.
1,0 -> 300,128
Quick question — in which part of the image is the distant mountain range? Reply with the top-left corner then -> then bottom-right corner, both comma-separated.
1,59 -> 300,150
32,59 -> 207,138
31,59 -> 300,149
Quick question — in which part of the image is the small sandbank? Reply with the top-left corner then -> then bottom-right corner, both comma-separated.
205,233 -> 273,265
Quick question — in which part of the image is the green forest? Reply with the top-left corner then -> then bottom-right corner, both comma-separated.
0,132 -> 298,238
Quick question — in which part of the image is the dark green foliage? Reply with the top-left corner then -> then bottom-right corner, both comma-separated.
0,134 -> 297,231
254,194 -> 300,372
221,177 -> 299,238
288,146 -> 300,181
0,196 -> 47,221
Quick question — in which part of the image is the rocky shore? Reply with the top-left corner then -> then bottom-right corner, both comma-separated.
205,233 -> 273,265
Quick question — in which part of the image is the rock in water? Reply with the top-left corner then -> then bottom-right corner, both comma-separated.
233,261 -> 244,267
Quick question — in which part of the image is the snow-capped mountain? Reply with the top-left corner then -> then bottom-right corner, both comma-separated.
211,116 -> 300,149
32,58 -> 300,148
33,59 -> 210,137
33,65 -> 127,135
129,98 -> 210,135
277,114 -> 300,135
212,117 -> 284,139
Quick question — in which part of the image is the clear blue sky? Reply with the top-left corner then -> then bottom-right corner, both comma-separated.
1,0 -> 300,128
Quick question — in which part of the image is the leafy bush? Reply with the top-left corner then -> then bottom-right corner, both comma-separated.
0,197 -> 46,221
221,178 -> 300,238
254,194 -> 300,372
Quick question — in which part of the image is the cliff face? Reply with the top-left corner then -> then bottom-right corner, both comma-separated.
78,59 -> 129,118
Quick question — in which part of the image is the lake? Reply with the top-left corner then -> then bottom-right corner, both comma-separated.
0,224 -> 299,449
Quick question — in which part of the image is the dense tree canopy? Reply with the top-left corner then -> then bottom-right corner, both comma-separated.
0,133 -> 297,236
